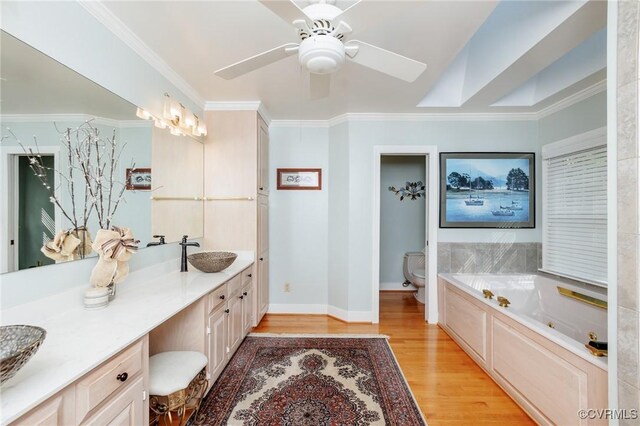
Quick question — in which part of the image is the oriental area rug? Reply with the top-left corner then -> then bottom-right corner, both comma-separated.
196,334 -> 426,426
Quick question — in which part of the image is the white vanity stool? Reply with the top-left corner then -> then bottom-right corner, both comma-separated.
149,351 -> 209,426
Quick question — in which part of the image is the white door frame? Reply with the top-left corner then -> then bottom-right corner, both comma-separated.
372,145 -> 439,324
0,146 -> 61,273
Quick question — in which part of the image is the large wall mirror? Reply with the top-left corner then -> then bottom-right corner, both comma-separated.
0,31 -> 204,274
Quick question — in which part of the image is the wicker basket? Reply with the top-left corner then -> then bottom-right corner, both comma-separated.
0,325 -> 47,383
187,251 -> 237,273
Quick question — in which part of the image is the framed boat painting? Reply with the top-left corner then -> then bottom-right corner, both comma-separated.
439,152 -> 535,228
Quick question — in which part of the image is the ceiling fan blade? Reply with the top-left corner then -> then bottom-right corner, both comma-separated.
310,73 -> 330,100
345,40 -> 426,82
259,0 -> 310,26
214,43 -> 299,80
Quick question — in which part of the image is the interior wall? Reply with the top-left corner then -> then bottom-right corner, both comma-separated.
539,90 -> 607,145
268,126 -> 329,311
379,156 -> 426,289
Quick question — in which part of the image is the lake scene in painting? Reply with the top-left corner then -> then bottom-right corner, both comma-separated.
444,157 -> 531,223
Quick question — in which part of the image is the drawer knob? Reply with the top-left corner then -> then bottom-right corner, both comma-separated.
219,295 -> 225,300
116,372 -> 128,382
243,291 -> 248,296
248,274 -> 252,278
225,309 -> 230,314
259,187 -> 264,190
239,295 -> 244,299
259,258 -> 264,261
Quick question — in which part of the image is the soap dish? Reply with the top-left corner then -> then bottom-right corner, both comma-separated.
84,287 -> 110,310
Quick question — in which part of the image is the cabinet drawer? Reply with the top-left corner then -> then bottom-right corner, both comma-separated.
227,274 -> 243,297
208,285 -> 227,313
241,266 -> 253,286
75,340 -> 144,423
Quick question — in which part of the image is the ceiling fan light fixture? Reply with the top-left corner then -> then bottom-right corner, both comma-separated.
298,35 -> 345,74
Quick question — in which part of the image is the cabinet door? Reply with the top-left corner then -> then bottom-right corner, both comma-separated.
258,196 -> 268,254
242,283 -> 253,336
11,387 -> 74,426
257,116 -> 269,195
81,376 -> 144,426
207,306 -> 227,386
258,252 -> 269,318
227,293 -> 244,356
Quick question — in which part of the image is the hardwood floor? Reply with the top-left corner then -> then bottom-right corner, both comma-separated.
253,291 -> 535,426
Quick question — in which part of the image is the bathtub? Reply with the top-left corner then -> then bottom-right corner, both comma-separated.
438,273 -> 608,425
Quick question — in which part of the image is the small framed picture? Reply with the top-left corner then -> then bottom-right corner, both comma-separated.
277,168 -> 322,190
126,168 -> 151,190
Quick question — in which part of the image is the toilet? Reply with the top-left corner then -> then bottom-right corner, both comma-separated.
403,251 -> 426,304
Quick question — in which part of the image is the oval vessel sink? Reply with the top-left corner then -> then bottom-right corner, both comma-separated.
188,251 -> 237,273
0,325 -> 47,383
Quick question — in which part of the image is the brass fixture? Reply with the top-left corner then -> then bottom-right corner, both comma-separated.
588,331 -> 598,341
585,342 -> 608,357
482,289 -> 494,299
557,287 -> 607,310
548,322 -> 555,329
497,296 -> 510,308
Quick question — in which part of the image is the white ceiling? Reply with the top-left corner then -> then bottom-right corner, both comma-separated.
99,0 -> 606,120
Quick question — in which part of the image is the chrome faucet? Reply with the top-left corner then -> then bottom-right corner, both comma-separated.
146,235 -> 166,247
180,235 -> 200,272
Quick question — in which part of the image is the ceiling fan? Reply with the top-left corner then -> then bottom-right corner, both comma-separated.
214,0 -> 427,98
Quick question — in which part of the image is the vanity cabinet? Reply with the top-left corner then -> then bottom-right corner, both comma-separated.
207,304 -> 227,387
204,110 -> 270,327
10,338 -> 148,426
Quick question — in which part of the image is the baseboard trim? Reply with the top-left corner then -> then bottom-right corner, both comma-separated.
380,281 -> 415,291
268,304 -> 372,323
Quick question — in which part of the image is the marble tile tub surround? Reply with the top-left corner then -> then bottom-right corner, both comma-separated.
616,0 -> 640,419
437,242 -> 541,274
0,239 -> 203,309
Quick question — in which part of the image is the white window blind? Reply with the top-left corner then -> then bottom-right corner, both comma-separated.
542,140 -> 607,286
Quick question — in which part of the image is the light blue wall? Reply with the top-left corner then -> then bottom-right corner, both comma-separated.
380,156 -> 426,286
539,91 -> 607,145
269,127 -> 329,307
327,123 -> 350,311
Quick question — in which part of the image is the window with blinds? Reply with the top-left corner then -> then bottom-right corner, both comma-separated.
542,138 -> 607,287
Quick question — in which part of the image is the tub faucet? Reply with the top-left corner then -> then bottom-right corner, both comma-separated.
146,235 -> 166,247
497,296 -> 511,308
180,235 -> 200,272
482,289 -> 494,299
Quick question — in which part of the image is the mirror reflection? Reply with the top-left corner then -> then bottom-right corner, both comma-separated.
0,31 -> 203,273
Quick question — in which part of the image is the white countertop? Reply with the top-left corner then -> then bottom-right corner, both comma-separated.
0,251 -> 254,424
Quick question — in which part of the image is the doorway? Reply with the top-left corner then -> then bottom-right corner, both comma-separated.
1,146 -> 61,272
372,146 -> 438,324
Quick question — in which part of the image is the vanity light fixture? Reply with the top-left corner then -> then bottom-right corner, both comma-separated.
136,94 -> 207,139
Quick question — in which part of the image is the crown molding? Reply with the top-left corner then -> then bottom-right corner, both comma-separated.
536,79 -> 606,119
0,114 -> 152,129
203,101 -> 272,126
269,80 -> 606,127
78,0 -> 205,110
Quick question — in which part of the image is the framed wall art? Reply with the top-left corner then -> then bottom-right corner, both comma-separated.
125,167 -> 151,191
277,168 -> 322,190
439,152 -> 535,228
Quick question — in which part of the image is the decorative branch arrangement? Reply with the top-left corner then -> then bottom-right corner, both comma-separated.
5,121 -> 133,259
389,181 -> 426,201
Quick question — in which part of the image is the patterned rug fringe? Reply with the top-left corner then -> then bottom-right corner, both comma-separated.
248,332 -> 390,339
381,338 -> 429,425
